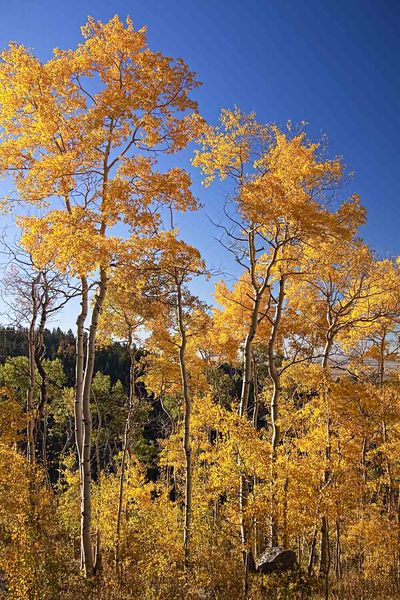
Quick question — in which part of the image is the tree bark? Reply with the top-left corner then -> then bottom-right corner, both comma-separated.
27,323 -> 37,464
319,333 -> 334,587
240,294 -> 261,418
176,278 -> 192,569
239,231 -> 278,417
115,345 -> 136,578
80,268 -> 107,577
75,277 -> 88,463
335,518 -> 342,580
308,523 -> 318,576
267,275 -> 285,547
251,350 -> 259,428
238,291 -> 260,595
26,274 -> 40,464
236,234 -> 280,592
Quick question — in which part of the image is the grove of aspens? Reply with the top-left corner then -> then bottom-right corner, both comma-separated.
0,14 -> 400,600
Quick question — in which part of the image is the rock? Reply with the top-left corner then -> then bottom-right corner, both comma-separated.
254,546 -> 297,574
195,588 -> 213,599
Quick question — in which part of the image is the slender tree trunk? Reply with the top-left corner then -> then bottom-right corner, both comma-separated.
297,536 -> 302,569
27,322 -> 37,464
308,523 -> 318,576
335,518 -> 342,580
34,277 -> 49,468
319,415 -> 332,578
319,333 -> 334,585
80,268 -> 107,577
26,275 -> 40,464
176,279 -> 192,569
252,354 -> 260,564
75,277 -> 88,463
42,407 -> 50,484
115,345 -> 136,579
379,333 -> 394,512
237,234 -> 279,590
239,294 -> 261,595
239,473 -> 250,597
95,401 -> 102,478
239,230 -> 279,418
253,474 -> 259,559
361,435 -> 368,505
252,351 -> 259,429
379,331 -> 386,387
321,516 -> 331,600
267,276 -> 285,547
321,335 -> 333,370
320,515 -> 331,593
240,295 -> 261,418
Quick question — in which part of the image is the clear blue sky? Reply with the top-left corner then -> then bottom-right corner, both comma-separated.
1,0 -> 400,327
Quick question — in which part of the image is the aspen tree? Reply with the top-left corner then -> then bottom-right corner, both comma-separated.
0,16 -> 201,576
97,258 -> 158,579
144,231 -> 207,569
194,108 -> 364,592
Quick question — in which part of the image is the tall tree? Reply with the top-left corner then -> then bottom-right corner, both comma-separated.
193,108 -> 364,591
142,230 -> 208,569
0,15 -> 201,576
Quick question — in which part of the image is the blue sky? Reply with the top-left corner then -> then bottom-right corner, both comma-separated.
1,0 -> 400,328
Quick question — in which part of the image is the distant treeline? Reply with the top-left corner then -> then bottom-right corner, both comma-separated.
0,325 -> 131,388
